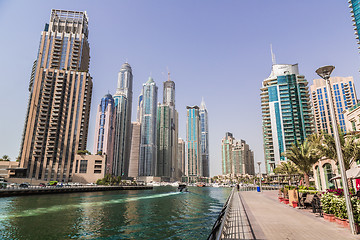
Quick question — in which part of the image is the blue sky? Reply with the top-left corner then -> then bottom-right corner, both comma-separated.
0,0 -> 359,176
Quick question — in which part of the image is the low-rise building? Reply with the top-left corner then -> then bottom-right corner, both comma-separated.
344,102 -> 360,133
0,161 -> 19,179
72,155 -> 106,183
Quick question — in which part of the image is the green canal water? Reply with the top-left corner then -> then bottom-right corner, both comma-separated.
0,186 -> 231,240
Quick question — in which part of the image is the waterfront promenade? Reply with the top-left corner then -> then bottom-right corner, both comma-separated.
240,190 -> 360,240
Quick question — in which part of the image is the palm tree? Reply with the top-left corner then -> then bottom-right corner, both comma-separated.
0,155 -> 10,161
320,131 -> 360,170
273,161 -> 299,185
283,139 -> 320,187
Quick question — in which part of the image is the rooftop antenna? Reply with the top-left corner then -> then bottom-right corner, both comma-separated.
270,44 -> 276,65
167,66 -> 171,81
125,58 -> 128,63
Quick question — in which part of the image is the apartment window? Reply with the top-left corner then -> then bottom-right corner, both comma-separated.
95,160 -> 102,164
75,160 -> 79,173
79,160 -> 88,173
352,121 -> 356,131
94,170 -> 101,174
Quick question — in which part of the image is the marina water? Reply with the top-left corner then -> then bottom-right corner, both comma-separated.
0,186 -> 231,239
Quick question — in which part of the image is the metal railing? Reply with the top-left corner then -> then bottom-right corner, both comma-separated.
208,188 -> 235,240
238,185 -> 281,191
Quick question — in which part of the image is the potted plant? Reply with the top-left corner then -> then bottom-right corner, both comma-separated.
321,192 -> 336,222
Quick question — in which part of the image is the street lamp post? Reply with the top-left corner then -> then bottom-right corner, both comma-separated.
257,161 -> 262,192
316,65 -> 356,235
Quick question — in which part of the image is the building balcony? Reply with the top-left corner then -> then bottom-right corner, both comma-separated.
33,149 -> 42,155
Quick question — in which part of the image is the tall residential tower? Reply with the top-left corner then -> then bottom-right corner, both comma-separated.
19,10 -> 93,181
221,133 -> 254,175
157,73 -> 179,181
261,64 -> 313,173
310,77 -> 357,133
199,98 -> 209,177
93,94 -> 115,174
349,0 -> 360,53
113,63 -> 133,177
139,77 -> 158,177
178,138 -> 186,177
186,106 -> 202,181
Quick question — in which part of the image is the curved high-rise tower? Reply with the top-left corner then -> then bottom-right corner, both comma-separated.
113,62 -> 133,177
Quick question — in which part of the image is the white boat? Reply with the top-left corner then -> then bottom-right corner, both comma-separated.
147,181 -> 161,187
170,182 -> 179,187
212,183 -> 220,188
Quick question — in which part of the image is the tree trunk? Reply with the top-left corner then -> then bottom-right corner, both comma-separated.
304,173 -> 310,187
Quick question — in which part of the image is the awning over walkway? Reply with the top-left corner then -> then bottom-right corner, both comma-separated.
346,167 -> 360,179
329,175 -> 341,181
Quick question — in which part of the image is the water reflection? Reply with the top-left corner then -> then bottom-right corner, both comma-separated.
0,187 -> 231,239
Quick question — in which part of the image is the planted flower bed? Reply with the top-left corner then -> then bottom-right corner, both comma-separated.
321,189 -> 360,232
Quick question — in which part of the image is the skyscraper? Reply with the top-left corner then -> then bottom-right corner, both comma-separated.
19,9 -> 93,181
221,132 -> 234,175
128,122 -> 141,178
139,77 -> 158,177
221,133 -> 255,175
157,73 -> 179,181
349,0 -> 360,52
261,64 -> 313,174
199,98 -> 209,177
93,94 -> 115,174
232,140 -> 244,174
113,63 -> 133,177
137,88 -> 144,123
310,77 -> 357,133
178,138 -> 186,177
186,106 -> 202,181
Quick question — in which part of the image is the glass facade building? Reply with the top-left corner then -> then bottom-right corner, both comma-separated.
186,106 -> 202,181
350,0 -> 360,52
261,64 -> 314,174
310,77 -> 357,133
93,94 -> 115,174
139,77 -> 158,176
199,98 -> 209,177
157,74 -> 179,181
113,63 -> 133,177
221,133 -> 254,175
221,132 -> 234,175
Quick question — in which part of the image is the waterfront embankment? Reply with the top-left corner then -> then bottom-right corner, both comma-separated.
0,185 -> 152,197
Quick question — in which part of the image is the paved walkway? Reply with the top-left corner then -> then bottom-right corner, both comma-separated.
240,190 -> 360,240
222,191 -> 254,239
